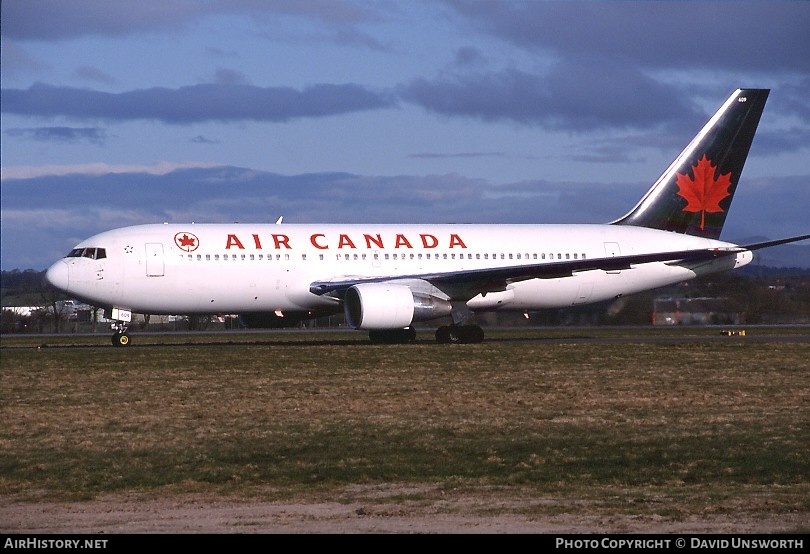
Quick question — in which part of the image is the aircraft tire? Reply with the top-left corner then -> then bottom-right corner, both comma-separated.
112,331 -> 131,347
435,326 -> 452,344
465,325 -> 485,343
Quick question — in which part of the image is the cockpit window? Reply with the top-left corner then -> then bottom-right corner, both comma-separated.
67,247 -> 106,260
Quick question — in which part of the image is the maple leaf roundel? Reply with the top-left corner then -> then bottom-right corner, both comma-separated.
174,232 -> 200,252
675,154 -> 732,230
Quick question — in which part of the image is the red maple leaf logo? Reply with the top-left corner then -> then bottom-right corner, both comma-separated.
676,154 -> 732,230
174,232 -> 199,252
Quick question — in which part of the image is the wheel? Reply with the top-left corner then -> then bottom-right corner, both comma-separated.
112,331 -> 131,347
465,325 -> 485,343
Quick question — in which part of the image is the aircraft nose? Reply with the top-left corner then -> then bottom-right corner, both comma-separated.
45,260 -> 70,292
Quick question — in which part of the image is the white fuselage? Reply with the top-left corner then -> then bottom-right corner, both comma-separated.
45,223 -> 752,317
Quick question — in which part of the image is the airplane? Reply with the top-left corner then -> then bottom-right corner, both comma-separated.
44,88 -> 809,346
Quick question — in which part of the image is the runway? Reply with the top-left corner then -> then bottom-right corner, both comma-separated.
2,325 -> 809,349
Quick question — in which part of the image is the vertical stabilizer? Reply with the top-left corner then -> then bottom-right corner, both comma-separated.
614,89 -> 769,239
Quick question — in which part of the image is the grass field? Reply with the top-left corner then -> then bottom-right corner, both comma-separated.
1,327 -> 808,531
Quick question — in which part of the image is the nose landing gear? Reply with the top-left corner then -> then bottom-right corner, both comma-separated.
107,307 -> 133,347
112,329 -> 131,347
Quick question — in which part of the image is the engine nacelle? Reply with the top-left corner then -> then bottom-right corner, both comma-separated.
344,283 -> 452,330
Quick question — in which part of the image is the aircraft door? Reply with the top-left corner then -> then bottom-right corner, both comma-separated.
145,243 -> 165,277
604,242 -> 621,274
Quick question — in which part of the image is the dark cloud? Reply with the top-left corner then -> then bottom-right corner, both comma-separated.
409,152 -> 506,160
1,1 -> 204,40
400,63 -> 697,131
4,126 -> 107,145
212,68 -> 250,86
4,68 -> 693,132
747,127 -> 810,157
190,135 -> 220,145
1,83 -> 396,123
778,78 -> 810,122
1,1 -> 376,41
453,46 -> 486,67
74,66 -> 117,85
446,1 -> 810,73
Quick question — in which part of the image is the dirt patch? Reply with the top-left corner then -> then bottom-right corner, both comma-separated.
2,487 -> 805,534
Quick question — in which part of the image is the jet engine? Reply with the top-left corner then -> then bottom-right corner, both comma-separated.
344,283 -> 452,330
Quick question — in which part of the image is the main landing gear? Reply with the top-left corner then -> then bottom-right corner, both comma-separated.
434,324 -> 484,344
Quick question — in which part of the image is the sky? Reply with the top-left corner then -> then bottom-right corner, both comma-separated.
2,0 -> 809,271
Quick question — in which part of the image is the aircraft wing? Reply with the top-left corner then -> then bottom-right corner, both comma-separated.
309,234 -> 810,298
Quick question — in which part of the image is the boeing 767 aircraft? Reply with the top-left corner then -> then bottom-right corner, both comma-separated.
45,89 -> 809,345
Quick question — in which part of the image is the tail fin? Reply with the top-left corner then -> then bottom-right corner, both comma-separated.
613,88 -> 769,239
